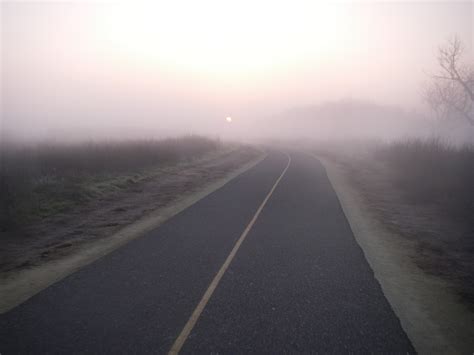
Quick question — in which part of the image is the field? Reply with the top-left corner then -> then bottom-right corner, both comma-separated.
375,139 -> 474,227
0,136 -> 221,232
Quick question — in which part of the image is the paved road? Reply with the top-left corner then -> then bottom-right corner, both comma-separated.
0,151 -> 414,354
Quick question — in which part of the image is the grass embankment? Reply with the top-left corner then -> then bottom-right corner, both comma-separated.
0,136 -> 221,232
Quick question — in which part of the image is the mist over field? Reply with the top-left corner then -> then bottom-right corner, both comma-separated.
2,2 -> 474,353
1,1 -> 472,145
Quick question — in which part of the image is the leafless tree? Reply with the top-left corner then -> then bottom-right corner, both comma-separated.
424,36 -> 474,126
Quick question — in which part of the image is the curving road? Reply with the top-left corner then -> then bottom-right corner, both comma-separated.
0,151 -> 414,354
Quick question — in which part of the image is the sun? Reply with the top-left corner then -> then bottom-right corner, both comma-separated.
226,116 -> 232,123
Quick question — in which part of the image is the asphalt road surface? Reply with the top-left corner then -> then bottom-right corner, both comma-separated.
0,151 -> 415,354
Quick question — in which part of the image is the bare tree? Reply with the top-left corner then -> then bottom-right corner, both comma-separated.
424,36 -> 474,126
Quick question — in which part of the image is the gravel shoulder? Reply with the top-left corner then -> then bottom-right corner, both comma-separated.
0,146 -> 265,313
314,152 -> 474,354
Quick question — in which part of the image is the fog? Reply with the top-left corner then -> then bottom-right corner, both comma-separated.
1,1 -> 473,143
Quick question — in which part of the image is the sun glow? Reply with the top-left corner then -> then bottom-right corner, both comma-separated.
97,1 -> 351,80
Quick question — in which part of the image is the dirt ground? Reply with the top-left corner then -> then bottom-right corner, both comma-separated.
0,146 -> 264,308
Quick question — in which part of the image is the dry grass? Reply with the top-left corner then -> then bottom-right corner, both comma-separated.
314,138 -> 474,306
374,138 -> 474,226
0,136 -> 222,232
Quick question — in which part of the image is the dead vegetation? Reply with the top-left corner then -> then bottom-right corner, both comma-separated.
312,138 -> 474,307
375,139 -> 474,228
0,136 -> 221,231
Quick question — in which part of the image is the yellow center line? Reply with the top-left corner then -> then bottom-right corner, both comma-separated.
168,152 -> 291,355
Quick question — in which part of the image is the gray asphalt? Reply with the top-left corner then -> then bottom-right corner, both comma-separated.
0,151 -> 415,354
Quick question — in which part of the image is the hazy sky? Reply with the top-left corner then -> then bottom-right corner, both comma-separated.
1,1 -> 473,141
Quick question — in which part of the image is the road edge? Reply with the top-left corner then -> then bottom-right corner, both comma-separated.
0,150 -> 267,314
313,153 -> 474,355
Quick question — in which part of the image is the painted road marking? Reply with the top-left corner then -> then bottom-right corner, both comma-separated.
168,152 -> 291,355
